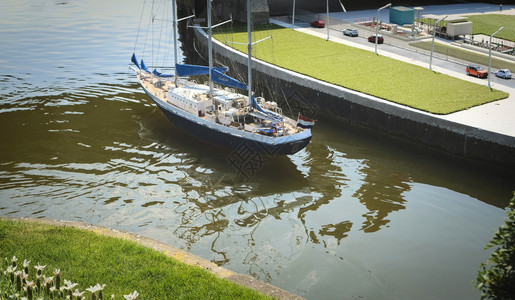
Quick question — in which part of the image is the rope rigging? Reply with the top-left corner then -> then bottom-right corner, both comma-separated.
133,0 -> 181,73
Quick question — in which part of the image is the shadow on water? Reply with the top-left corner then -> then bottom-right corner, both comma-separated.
140,108 -> 310,189
318,114 -> 513,208
177,1 -> 513,208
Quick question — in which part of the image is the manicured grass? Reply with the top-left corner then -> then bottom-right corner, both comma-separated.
410,41 -> 515,71
467,14 -> 515,42
0,219 -> 270,299
417,14 -> 515,42
213,24 -> 509,115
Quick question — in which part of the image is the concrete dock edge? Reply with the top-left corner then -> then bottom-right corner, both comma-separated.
193,26 -> 515,169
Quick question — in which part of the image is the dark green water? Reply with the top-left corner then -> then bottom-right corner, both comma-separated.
1,1 -> 513,299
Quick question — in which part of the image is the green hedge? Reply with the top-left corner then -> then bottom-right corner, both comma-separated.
476,193 -> 515,299
467,14 -> 515,42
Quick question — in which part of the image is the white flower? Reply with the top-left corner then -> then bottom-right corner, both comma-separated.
23,260 -> 31,268
72,289 -> 85,298
123,290 -> 139,300
25,280 -> 35,288
11,256 -> 18,267
44,276 -> 54,285
86,286 -> 99,293
54,268 -> 62,289
23,259 -> 31,275
64,279 -> 78,290
34,263 -> 46,275
86,283 -> 106,293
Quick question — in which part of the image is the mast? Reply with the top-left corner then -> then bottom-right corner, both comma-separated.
172,0 -> 178,86
208,0 -> 214,99
247,0 -> 252,105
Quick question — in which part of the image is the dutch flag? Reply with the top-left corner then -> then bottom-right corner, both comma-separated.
297,114 -> 316,129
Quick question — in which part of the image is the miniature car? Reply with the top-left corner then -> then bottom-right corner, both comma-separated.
310,20 -> 325,28
343,29 -> 358,37
495,69 -> 512,79
466,65 -> 488,78
368,34 -> 384,44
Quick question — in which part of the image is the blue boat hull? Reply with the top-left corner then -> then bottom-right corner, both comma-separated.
142,90 -> 311,155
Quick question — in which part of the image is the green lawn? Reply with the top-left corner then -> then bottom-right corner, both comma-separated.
213,24 -> 509,115
417,14 -> 515,41
467,14 -> 515,42
0,219 -> 270,299
410,41 -> 515,71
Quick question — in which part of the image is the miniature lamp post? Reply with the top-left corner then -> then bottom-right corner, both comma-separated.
291,0 -> 295,29
488,26 -> 503,88
339,0 -> 347,12
375,3 -> 391,55
430,15 -> 447,71
326,0 -> 330,41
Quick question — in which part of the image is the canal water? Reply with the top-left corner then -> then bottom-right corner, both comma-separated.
1,1 -> 513,299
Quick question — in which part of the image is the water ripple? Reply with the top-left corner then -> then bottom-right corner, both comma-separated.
0,1 -> 513,299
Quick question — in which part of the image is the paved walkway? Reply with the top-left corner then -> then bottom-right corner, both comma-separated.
271,3 -> 515,139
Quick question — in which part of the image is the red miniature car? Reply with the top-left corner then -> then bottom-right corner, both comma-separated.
311,20 -> 325,28
368,34 -> 384,44
466,65 -> 488,78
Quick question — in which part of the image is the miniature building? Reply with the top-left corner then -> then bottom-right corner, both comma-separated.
390,6 -> 414,25
414,7 -> 423,21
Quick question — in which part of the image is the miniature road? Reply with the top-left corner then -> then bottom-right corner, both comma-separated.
270,3 -> 515,138
290,21 -> 515,90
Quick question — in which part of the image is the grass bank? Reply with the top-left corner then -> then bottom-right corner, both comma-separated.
0,218 -> 270,299
417,14 -> 514,41
212,24 -> 508,115
467,14 -> 515,42
410,41 -> 515,71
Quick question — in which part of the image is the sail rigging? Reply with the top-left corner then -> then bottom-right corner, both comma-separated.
176,64 -> 227,76
152,69 -> 174,77
211,69 -> 247,90
129,0 -> 312,155
140,59 -> 151,73
131,53 -> 140,69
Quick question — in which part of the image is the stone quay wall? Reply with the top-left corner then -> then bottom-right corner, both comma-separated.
193,27 -> 515,169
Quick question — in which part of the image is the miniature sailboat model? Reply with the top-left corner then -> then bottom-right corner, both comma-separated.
130,0 -> 312,155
